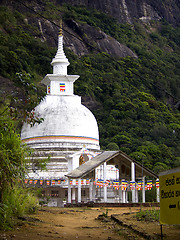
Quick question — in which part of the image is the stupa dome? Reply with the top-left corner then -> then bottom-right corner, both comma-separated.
21,28 -> 100,151
21,95 -> 99,150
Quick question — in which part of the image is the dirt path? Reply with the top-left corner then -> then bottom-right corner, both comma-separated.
0,207 -> 179,240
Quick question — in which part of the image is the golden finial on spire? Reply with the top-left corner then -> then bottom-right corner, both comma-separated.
59,18 -> 63,36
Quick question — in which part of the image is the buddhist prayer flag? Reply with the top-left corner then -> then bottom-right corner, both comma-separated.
113,181 -> 119,185
86,179 -> 90,185
113,181 -> 120,190
113,181 -> 119,189
156,179 -> 159,188
29,179 -> 33,184
100,179 -> 103,188
147,180 -> 152,190
48,85 -> 50,94
121,180 -> 128,190
58,180 -> 61,185
46,180 -> 50,185
136,180 -> 142,190
124,181 -> 128,190
25,179 -> 28,184
130,181 -> 135,190
40,180 -> 43,185
96,179 -> 103,188
96,179 -> 100,186
70,180 -> 72,185
34,180 -> 38,185
52,180 -> 55,185
105,180 -> 110,186
60,83 -> 65,92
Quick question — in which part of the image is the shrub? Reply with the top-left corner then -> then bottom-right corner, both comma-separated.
0,186 -> 39,230
135,209 -> 160,222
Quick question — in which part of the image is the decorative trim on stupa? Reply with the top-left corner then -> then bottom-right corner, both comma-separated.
22,135 -> 99,144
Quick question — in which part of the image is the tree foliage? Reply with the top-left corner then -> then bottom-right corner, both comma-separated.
0,107 -> 29,199
0,107 -> 40,229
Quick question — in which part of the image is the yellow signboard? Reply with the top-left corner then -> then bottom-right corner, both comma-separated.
159,167 -> 180,225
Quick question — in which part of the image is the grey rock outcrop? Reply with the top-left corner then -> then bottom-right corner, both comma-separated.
18,15 -> 138,58
63,20 -> 137,58
57,0 -> 180,27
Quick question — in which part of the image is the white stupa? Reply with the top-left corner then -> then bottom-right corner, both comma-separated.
21,29 -> 99,151
21,25 -> 100,206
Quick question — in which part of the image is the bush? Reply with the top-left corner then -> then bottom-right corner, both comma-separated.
0,186 -> 39,230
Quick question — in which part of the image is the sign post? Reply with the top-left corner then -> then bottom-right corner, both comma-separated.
159,167 -> 180,225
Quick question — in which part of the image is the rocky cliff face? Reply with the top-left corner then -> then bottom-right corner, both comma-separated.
63,19 -> 137,58
0,0 -> 137,58
1,0 -> 179,59
57,0 -> 180,27
22,16 -> 137,58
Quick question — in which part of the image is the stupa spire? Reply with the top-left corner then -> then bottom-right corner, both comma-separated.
51,18 -> 69,75
42,18 -> 79,96
59,18 -> 63,36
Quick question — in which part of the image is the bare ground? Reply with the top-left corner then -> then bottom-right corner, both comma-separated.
0,207 -> 179,240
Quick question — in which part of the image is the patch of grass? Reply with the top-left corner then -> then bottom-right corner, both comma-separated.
0,186 -> 39,230
102,209 -> 108,217
135,209 -> 160,222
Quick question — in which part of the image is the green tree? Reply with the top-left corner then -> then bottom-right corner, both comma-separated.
0,107 -> 40,229
153,162 -> 169,174
0,107 -> 29,201
106,142 -> 119,150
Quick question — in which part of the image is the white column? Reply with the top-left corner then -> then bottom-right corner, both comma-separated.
156,179 -> 160,202
92,181 -> 96,202
78,178 -> 81,203
131,162 -> 136,203
125,191 -> 128,203
156,187 -> 160,203
135,188 -> 139,203
68,179 -> 71,203
89,180 -> 93,201
142,176 -> 145,203
103,162 -> 107,202
121,179 -> 126,203
119,187 -> 122,203
72,187 -> 76,203
122,190 -> 126,203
